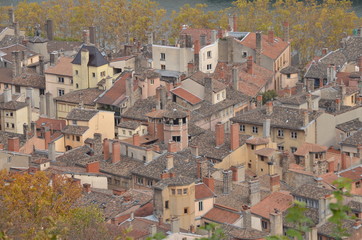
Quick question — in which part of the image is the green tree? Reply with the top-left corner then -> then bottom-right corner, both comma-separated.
262,90 -> 277,104
197,223 -> 226,240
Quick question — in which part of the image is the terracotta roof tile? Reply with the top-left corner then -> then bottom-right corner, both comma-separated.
195,183 -> 215,200
254,148 -> 275,157
171,87 -> 202,105
55,88 -> 104,106
61,125 -> 89,135
13,68 -> 45,89
339,166 -> 362,181
294,142 -> 328,156
251,191 -> 293,219
44,57 -> 73,77
245,137 -> 269,145
36,117 -> 66,131
203,205 -> 241,224
180,27 -> 213,43
66,108 -> 99,121
96,72 -> 131,106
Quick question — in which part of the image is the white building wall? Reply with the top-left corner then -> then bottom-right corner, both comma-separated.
199,41 -> 219,74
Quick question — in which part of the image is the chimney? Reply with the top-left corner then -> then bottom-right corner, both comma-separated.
306,93 -> 312,110
211,30 -> 217,43
39,55 -> 44,75
322,48 -> 328,56
83,183 -> 91,193
12,51 -> 21,78
149,224 -> 157,237
341,153 -> 351,170
270,209 -> 283,236
203,176 -> 215,192
215,122 -> 225,147
241,205 -> 252,228
303,110 -> 309,126
268,29 -> 274,44
197,160 -> 202,179
266,101 -> 273,115
204,77 -> 213,103
186,34 -> 192,48
39,94 -> 45,115
161,39 -> 166,45
4,88 -> 11,103
256,95 -> 263,107
296,82 -> 304,93
328,160 -> 335,173
126,76 -> 134,107
247,56 -> 254,74
159,86 -> 167,110
248,177 -> 260,206
103,138 -> 110,160
105,76 -> 112,90
306,78 -> 314,92
14,22 -> 19,37
200,34 -> 206,47
233,14 -> 238,32
8,8 -> 14,26
228,14 -> 234,31
194,40 -> 200,71
133,133 -> 140,146
89,26 -> 96,45
270,173 -> 281,192
45,92 -> 55,118
166,154 -> 174,170
168,141 -> 177,153
171,217 -> 180,233
8,137 -> 20,152
335,98 -> 341,111
340,84 -> 346,101
26,87 -> 33,107
179,34 -> 186,48
148,32 -> 154,45
48,142 -> 56,161
50,51 -> 58,66
231,66 -> 239,90
283,21 -> 289,42
231,165 -> 245,182
112,141 -> 121,163
230,123 -> 239,151
327,65 -> 336,83
263,119 -> 271,138
46,19 -> 54,41
318,197 -> 329,224
222,170 -> 232,194
44,127 -> 51,149
145,148 -> 153,163
191,144 -> 199,157
82,29 -> 90,45
86,161 -> 100,173
256,31 -> 262,65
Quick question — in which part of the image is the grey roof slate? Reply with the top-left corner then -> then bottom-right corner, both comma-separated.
336,118 -> 362,132
292,184 -> 333,200
341,128 -> 362,146
118,121 -> 142,130
280,65 -> 299,74
66,108 -> 98,121
61,125 -> 89,135
72,45 -> 108,67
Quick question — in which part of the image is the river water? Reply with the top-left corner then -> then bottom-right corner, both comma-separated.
1,0 -> 362,16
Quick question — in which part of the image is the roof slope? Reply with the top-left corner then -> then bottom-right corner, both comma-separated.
72,45 -> 108,67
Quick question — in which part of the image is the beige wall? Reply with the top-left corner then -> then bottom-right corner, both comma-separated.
118,125 -> 148,140
194,197 -> 214,224
73,62 -> 112,90
138,77 -> 164,99
152,45 -> 194,73
109,57 -> 136,71
45,74 -> 73,97
181,78 -> 204,99
56,102 -> 96,119
63,173 -> 108,189
0,152 -> 29,171
0,106 -> 28,134
281,72 -> 298,89
199,42 -> 218,73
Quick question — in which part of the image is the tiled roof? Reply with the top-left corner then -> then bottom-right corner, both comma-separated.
154,175 -> 195,189
231,106 -> 321,130
66,108 -> 98,121
180,27 -> 213,44
222,224 -> 269,240
277,93 -> 319,106
54,88 -> 104,106
0,44 -> 37,63
0,68 -> 13,84
0,101 -> 28,110
118,121 -> 141,130
245,137 -> 269,145
36,117 -> 66,131
294,142 -> 327,156
339,166 -> 362,181
13,68 -> 45,89
347,200 -> 362,212
336,118 -> 362,132
170,87 -> 202,105
280,65 -> 299,74
251,191 -> 293,219
189,71 -> 227,92
317,219 -> 357,237
0,131 -> 26,150
110,56 -> 134,62
72,45 -> 108,67
341,128 -> 362,146
121,96 -> 158,121
292,184 -> 333,200
163,109 -> 188,119
254,148 -> 275,157
96,72 -> 132,106
240,32 -> 289,59
203,205 -> 241,224
61,125 -> 89,135
47,40 -> 81,53
44,57 -> 73,77
318,98 -> 353,114
195,183 -> 215,200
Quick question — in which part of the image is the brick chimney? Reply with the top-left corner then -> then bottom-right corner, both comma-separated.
303,110 -> 309,126
8,8 -> 14,26
335,98 -> 341,111
256,32 -> 262,65
270,174 -> 281,192
44,127 -> 51,149
168,141 -> 177,153
270,209 -> 283,236
306,93 -> 312,110
233,14 -> 238,32
103,139 -> 110,160
328,160 -> 335,173
268,29 -> 274,44
249,177 -> 260,206
358,55 -> 362,73
197,160 -> 202,179
283,21 -> 289,43
256,95 -> 262,107
12,51 -> 21,78
230,123 -> 239,151
112,141 -> 121,164
82,29 -> 90,45
247,56 -> 254,75
231,165 -> 245,182
215,122 -> 225,147
145,148 -> 153,163
166,154 -> 174,170
8,137 -> 20,152
89,26 -> 96,45
46,19 -> 54,41
86,161 -> 100,173
83,183 -> 91,193
191,144 -> 199,157
133,133 -> 140,146
203,176 -> 215,192
194,39 -> 200,71
222,170 -> 232,194
266,101 -> 273,115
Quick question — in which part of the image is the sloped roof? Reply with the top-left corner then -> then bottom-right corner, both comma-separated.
44,57 -> 73,77
66,108 -> 99,121
294,142 -> 328,156
195,183 -> 215,200
251,191 -> 293,219
170,87 -> 202,105
72,45 -> 108,67
54,88 -> 103,106
203,205 -> 241,224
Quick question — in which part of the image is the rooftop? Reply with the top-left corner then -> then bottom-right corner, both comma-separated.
44,56 -> 73,77
72,45 -> 108,67
66,108 -> 99,121
251,191 -> 293,219
294,142 -> 328,156
54,88 -> 104,106
336,118 -> 362,132
292,184 -> 333,200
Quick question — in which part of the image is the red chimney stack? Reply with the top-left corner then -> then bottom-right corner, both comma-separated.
230,123 -> 239,151
103,139 -> 110,160
112,141 -> 121,164
215,122 -> 225,147
8,137 -> 20,152
247,56 -> 254,75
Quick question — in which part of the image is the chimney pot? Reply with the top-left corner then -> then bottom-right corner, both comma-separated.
103,139 -> 110,160
203,176 -> 215,192
230,123 -> 239,151
167,141 -> 177,153
215,122 -> 225,147
8,137 -> 20,152
86,161 -> 100,173
112,141 -> 121,164
133,133 -> 140,146
266,101 -> 273,115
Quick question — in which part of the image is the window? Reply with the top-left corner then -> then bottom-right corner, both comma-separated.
9,112 -> 13,117
114,179 -> 120,185
177,189 -> 182,195
76,136 -> 80,141
160,53 -> 166,61
207,51 -> 212,58
75,70 -> 78,75
172,136 -> 181,142
242,51 -> 248,58
260,156 -> 265,161
291,147 -> 297,153
248,163 -> 252,168
278,129 -> 284,137
92,72 -> 96,78
183,188 -> 188,194
240,125 -> 245,132
262,220 -> 268,229
150,79 -> 154,85
58,89 -> 65,96
15,86 -> 20,93
291,131 -> 297,139
172,189 -> 176,195
161,64 -> 166,70
252,126 -> 258,133
207,64 -> 212,70
251,145 -> 255,150
72,120 -> 77,125
198,201 -> 203,211
147,179 -> 153,187
287,74 -> 291,79
137,177 -> 144,185
76,83 -> 79,88
100,71 -> 106,77
6,123 -> 9,128
129,131 -> 132,136
11,123 -> 14,129
58,77 -> 64,83
184,208 -> 188,214
278,145 -> 284,151
356,182 -> 361,188
122,130 -> 126,135
165,200 -> 169,209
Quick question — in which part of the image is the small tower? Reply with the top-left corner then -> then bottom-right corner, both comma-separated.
163,109 -> 189,152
